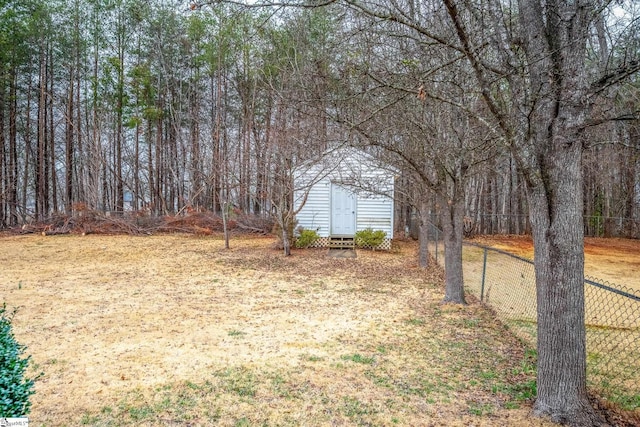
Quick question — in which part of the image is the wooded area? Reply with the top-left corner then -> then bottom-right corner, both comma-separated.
0,0 -> 637,234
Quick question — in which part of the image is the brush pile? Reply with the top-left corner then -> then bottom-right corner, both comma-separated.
4,207 -> 273,237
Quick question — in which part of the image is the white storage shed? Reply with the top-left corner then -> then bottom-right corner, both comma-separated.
293,147 -> 395,250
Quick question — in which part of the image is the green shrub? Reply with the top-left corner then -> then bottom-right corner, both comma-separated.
295,229 -> 320,248
355,228 -> 386,249
0,304 -> 37,417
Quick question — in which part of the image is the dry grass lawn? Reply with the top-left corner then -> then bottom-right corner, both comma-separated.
2,234 -> 564,426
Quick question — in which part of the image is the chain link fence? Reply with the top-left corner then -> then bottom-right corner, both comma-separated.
427,223 -> 640,419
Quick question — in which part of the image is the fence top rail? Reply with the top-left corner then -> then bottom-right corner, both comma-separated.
584,277 -> 640,302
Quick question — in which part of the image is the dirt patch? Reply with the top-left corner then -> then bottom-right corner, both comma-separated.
469,235 -> 640,291
0,234 -> 590,426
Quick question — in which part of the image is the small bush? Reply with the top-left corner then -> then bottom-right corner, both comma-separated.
0,304 -> 37,417
355,228 -> 386,249
295,229 -> 320,248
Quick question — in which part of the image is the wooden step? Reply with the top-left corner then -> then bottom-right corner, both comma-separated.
329,236 -> 355,249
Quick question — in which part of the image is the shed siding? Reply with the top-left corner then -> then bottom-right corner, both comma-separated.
295,180 -> 331,237
294,148 -> 395,241
356,196 -> 394,237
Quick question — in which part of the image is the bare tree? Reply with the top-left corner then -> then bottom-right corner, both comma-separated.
330,6 -> 496,303
438,0 -> 638,423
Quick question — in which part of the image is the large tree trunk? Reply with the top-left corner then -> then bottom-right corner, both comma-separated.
528,140 -> 597,424
516,0 -> 603,423
440,194 -> 466,304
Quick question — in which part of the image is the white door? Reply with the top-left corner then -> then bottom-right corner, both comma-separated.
331,184 -> 356,236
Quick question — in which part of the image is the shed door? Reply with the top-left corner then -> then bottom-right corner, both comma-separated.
331,184 -> 356,236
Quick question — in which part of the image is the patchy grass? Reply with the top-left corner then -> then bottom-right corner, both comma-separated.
0,234 -> 559,426
340,353 -> 375,365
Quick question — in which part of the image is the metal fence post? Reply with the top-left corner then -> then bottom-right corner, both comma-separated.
480,247 -> 487,302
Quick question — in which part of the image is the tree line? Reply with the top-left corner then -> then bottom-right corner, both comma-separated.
0,0 -> 335,224
0,1 -> 637,230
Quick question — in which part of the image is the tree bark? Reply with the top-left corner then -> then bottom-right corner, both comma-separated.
0,76 -> 5,228
418,198 -> 430,268
65,66 -> 74,215
8,69 -> 18,225
529,144 -> 599,425
222,200 -> 230,250
23,77 -> 32,219
48,46 -> 56,214
440,193 -> 466,304
36,44 -> 47,221
115,23 -> 125,214
282,224 -> 292,256
516,0 -> 603,423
